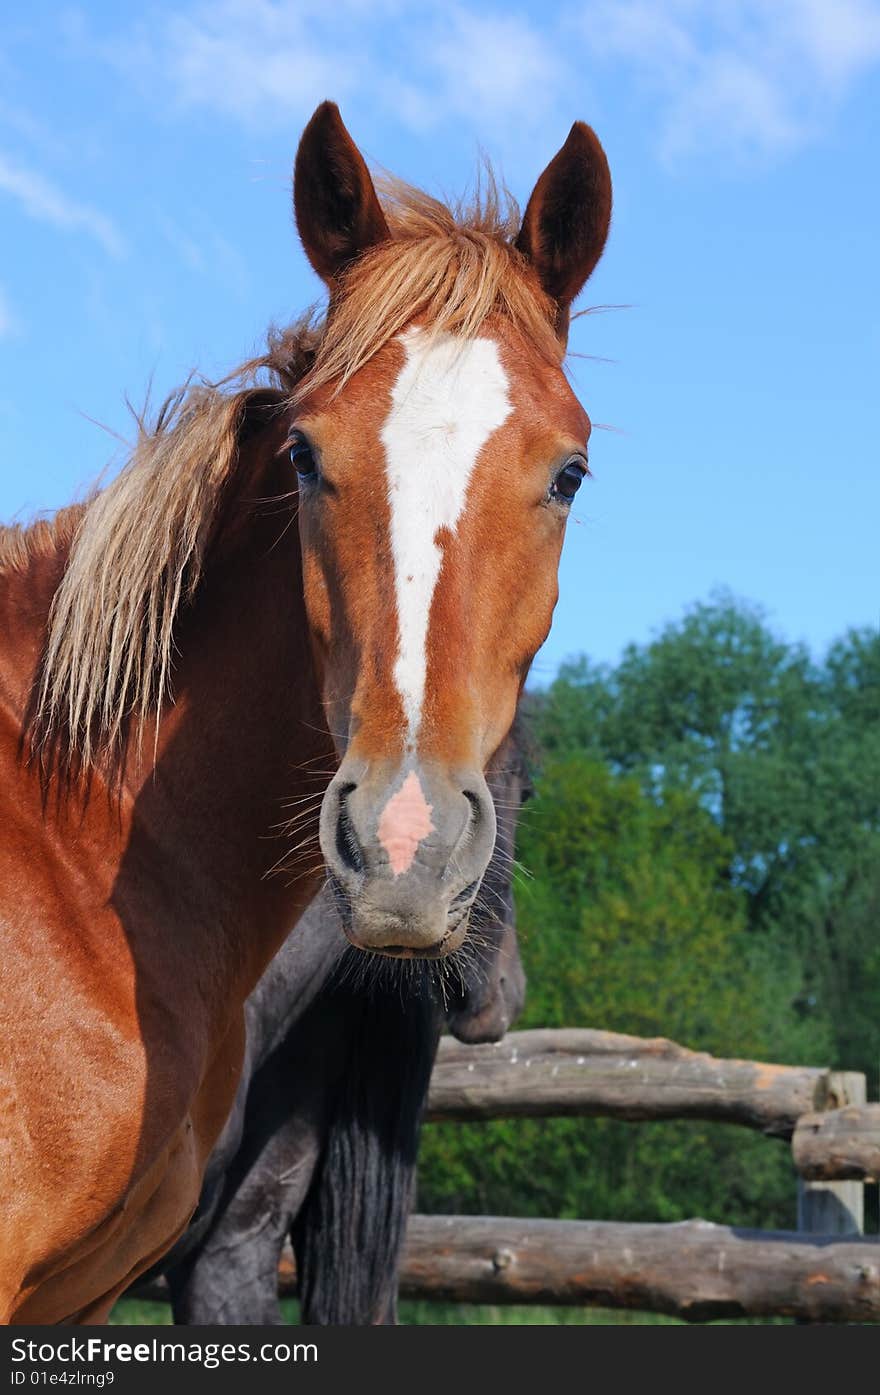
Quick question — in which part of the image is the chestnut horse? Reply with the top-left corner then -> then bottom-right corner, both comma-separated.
0,102 -> 611,1323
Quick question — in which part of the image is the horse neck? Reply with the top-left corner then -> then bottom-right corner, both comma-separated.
0,462 -> 335,1006
121,464 -> 335,998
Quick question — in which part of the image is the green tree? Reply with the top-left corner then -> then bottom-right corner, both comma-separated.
529,596 -> 879,1075
532,593 -> 821,912
421,600 -> 876,1230
514,755 -> 759,1050
420,754 -> 808,1228
800,627 -> 880,1086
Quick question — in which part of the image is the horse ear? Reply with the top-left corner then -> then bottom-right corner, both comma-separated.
294,101 -> 390,287
516,122 -> 612,333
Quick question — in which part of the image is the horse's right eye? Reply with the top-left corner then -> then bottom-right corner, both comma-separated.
288,433 -> 318,480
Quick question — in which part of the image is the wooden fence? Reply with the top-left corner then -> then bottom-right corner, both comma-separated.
141,1028 -> 880,1323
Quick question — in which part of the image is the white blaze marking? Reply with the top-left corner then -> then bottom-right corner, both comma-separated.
380,328 -> 511,745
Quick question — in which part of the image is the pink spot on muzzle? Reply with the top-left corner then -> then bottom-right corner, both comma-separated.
377,771 -> 436,877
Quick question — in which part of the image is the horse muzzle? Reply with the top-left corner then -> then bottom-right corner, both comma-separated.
319,758 -> 496,957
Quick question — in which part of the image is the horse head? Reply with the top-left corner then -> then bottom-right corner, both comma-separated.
290,103 -> 611,959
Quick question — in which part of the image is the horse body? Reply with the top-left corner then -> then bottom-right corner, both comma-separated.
0,102 -> 611,1322
0,431 -> 333,1322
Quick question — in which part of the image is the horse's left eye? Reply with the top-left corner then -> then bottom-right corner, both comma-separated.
551,459 -> 587,503
288,433 -> 318,480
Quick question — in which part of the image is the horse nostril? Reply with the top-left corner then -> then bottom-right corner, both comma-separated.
450,879 -> 480,910
335,782 -> 365,875
463,790 -> 482,824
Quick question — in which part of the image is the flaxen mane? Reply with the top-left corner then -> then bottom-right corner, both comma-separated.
16,173 -> 560,770
295,172 -> 561,400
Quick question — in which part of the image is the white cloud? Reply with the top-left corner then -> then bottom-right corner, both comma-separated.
88,0 -> 570,141
576,0 -> 880,162
154,211 -> 207,274
776,0 -> 880,88
0,95 -> 67,157
0,152 -> 126,257
161,1 -> 361,125
73,0 -> 880,167
0,285 -> 17,338
90,0 -> 391,129
661,47 -> 804,161
153,209 -> 251,299
424,8 -> 568,139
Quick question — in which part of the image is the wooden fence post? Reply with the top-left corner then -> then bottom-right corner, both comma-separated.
797,1072 -> 867,1236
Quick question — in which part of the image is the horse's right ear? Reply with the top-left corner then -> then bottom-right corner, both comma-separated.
294,102 -> 390,288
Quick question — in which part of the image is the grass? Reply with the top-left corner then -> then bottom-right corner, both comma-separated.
109,1297 -> 721,1326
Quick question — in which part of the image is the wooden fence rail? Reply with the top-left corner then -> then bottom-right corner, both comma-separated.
358,1216 -> 880,1323
429,1029 -> 834,1139
793,1105 -> 880,1182
140,1215 -> 880,1323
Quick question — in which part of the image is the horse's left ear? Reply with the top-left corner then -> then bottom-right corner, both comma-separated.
294,101 -> 390,288
516,122 -> 612,334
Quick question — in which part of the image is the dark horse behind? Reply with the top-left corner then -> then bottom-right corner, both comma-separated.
144,730 -> 530,1324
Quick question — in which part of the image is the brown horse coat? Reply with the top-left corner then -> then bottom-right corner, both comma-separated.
0,414 -> 333,1322
0,102 -> 611,1323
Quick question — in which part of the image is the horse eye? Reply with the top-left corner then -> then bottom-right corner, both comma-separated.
288,433 -> 317,479
551,459 -> 587,503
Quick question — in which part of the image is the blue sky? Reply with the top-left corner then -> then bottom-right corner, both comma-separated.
1,0 -> 878,682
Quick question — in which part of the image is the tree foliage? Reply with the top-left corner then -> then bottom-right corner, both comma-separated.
420,596 -> 878,1230
529,594 -> 879,1078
